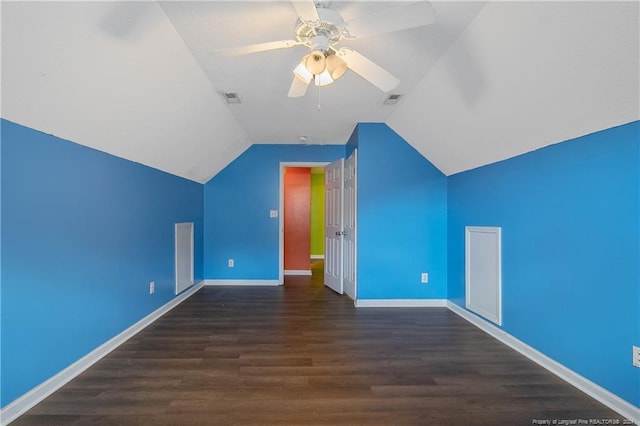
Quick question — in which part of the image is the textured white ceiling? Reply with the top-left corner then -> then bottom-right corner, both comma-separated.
387,1 -> 640,175
2,1 -> 638,183
1,1 -> 252,183
159,1 -> 486,146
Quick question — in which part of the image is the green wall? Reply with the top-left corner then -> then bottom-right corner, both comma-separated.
310,170 -> 325,257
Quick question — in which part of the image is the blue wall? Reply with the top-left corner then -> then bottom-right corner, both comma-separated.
356,123 -> 448,299
448,121 -> 640,406
1,120 -> 204,406
3,117 -> 638,412
203,144 -> 345,280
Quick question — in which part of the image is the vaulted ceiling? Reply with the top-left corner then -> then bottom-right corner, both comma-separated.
2,1 -> 638,183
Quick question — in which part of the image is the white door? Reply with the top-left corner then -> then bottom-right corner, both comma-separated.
343,150 -> 357,300
324,158 -> 344,294
175,222 -> 194,294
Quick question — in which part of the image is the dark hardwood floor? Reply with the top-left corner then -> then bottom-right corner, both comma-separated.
12,262 -> 630,425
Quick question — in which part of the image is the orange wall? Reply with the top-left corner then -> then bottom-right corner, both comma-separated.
284,167 -> 311,271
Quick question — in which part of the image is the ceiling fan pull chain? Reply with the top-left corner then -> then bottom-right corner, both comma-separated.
317,84 -> 322,111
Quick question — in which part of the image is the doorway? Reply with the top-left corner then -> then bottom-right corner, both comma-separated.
279,162 -> 329,284
282,167 -> 321,276
278,152 -> 357,301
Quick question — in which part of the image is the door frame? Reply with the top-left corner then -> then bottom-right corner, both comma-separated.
343,149 -> 357,301
278,161 -> 330,284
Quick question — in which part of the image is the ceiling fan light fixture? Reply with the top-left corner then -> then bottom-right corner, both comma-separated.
305,50 -> 327,75
293,59 -> 313,84
325,53 -> 347,80
314,70 -> 334,87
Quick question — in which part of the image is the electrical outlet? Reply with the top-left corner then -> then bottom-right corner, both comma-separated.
633,345 -> 640,368
228,259 -> 234,268
149,281 -> 155,295
421,273 -> 429,283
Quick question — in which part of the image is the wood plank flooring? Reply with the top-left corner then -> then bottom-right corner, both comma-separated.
12,263 -> 630,425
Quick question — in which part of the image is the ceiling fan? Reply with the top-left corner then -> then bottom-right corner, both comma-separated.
213,1 -> 436,98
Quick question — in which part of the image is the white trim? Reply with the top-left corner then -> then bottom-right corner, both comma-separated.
203,279 -> 281,286
355,299 -> 447,308
446,301 -> 640,425
343,148 -> 358,301
284,270 -> 312,276
0,282 -> 204,426
279,161 -> 330,287
310,254 -> 325,260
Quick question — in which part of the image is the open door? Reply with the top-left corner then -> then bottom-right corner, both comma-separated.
324,158 -> 344,294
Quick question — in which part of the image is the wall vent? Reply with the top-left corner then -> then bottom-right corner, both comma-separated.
222,92 -> 242,104
383,94 -> 403,105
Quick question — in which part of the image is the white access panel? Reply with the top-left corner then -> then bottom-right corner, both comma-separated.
175,222 -> 194,295
465,226 -> 502,325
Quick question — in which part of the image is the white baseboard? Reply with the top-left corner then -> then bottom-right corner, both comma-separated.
446,301 -> 640,425
355,299 -> 447,308
310,255 -> 325,260
203,279 -> 281,286
284,270 -> 312,276
0,282 -> 204,426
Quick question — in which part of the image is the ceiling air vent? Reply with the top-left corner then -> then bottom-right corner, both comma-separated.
222,91 -> 242,104
383,94 -> 403,105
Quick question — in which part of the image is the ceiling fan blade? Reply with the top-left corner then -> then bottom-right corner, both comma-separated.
338,49 -> 400,92
212,39 -> 301,56
291,1 -> 320,22
345,1 -> 436,39
288,76 -> 309,98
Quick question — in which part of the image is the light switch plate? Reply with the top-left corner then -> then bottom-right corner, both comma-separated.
270,210 -> 278,218
633,345 -> 640,368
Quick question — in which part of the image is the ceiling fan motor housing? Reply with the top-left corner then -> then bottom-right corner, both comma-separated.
295,7 -> 345,51
310,34 -> 330,52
